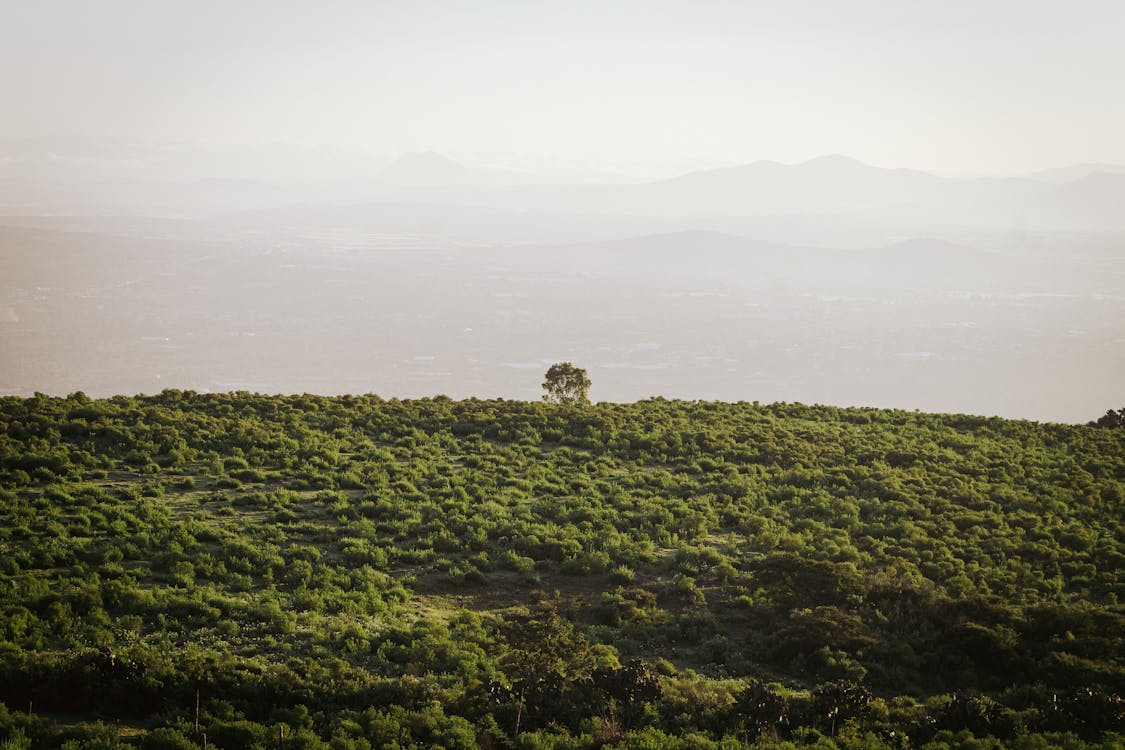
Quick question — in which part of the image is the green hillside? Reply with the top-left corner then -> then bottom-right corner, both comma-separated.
0,392 -> 1122,749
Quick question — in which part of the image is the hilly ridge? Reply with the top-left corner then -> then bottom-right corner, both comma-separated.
0,392 -> 1121,748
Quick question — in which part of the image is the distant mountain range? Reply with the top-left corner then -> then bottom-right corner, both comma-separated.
1025,163 -> 1125,182
2,139 -> 1123,235
987,171 -> 1125,232
376,151 -> 540,186
241,152 -> 1125,233
220,153 -> 1125,238
480,154 -> 1125,231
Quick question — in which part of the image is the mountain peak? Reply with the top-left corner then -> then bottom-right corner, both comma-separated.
386,150 -> 463,167
378,151 -> 471,185
1027,162 -> 1125,183
801,154 -> 870,169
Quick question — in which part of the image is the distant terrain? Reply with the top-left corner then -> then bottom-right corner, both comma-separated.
3,142 -> 1124,422
0,219 -> 1122,422
3,141 -> 1125,234
0,392 -> 1122,747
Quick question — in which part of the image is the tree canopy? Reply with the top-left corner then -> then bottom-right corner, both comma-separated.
541,362 -> 592,406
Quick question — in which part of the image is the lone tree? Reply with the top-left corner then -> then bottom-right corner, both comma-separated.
542,362 -> 591,406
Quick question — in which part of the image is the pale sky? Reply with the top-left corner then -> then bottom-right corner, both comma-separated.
3,0 -> 1124,175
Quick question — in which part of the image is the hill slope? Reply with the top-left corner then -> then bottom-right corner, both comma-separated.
0,393 -> 1122,748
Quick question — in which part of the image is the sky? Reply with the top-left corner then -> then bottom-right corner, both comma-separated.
2,0 -> 1124,176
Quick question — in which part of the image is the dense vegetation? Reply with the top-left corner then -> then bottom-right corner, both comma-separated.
0,391 -> 1122,749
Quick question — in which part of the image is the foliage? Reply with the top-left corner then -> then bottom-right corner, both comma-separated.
542,363 -> 592,406
0,391 -> 1122,746
1092,407 -> 1125,429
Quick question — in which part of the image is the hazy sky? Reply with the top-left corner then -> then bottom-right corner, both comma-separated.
3,0 -> 1124,174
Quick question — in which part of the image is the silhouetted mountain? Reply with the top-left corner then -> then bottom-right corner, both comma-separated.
3,141 -> 1124,237
374,151 -> 545,187
626,155 -> 1052,220
998,172 -> 1125,231
1026,163 -> 1125,182
472,155 -> 1048,226
376,151 -> 473,185
631,155 -> 950,215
